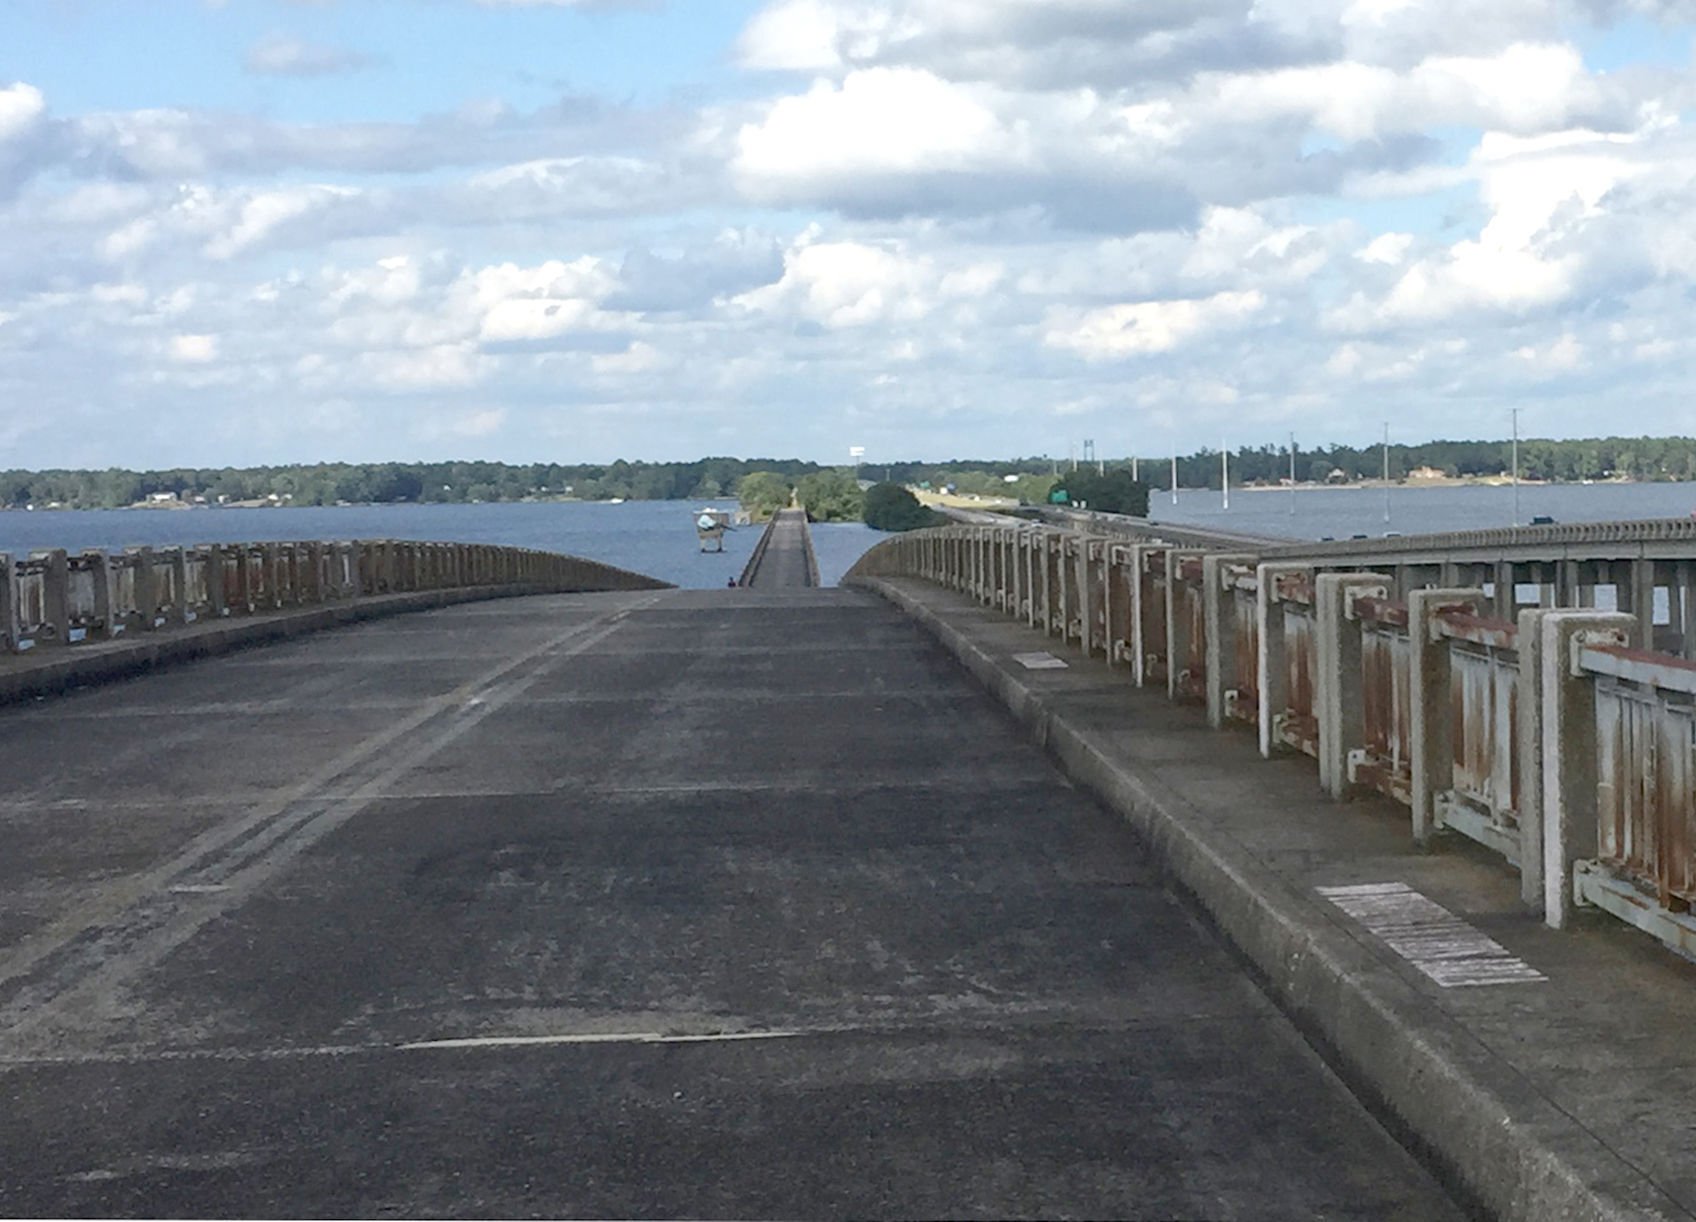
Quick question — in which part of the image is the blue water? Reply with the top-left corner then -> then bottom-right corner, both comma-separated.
7,481 -> 1687,587
1151,480 -> 1696,543
0,500 -> 883,590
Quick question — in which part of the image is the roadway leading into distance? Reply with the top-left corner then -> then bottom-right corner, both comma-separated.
742,508 -> 815,588
0,588 -> 1461,1218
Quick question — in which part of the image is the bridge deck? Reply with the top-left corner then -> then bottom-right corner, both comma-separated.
742,508 -> 815,588
0,589 -> 1458,1218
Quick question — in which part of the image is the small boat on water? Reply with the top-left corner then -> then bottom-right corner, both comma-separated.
695,508 -> 731,552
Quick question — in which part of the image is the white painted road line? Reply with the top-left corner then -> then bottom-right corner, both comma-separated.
398,1030 -> 803,1052
1013,652 -> 1068,670
1318,882 -> 1546,988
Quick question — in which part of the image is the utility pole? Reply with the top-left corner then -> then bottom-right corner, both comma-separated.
1382,421 -> 1391,525
1171,446 -> 1178,505
1221,439 -> 1230,511
1131,455 -> 1139,483
1289,431 -> 1297,516
1511,407 -> 1521,527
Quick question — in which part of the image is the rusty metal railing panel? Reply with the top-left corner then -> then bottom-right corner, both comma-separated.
1140,548 -> 1170,685
1354,607 -> 1413,805
1588,656 -> 1696,909
1447,640 -> 1520,825
1227,581 -> 1260,724
1173,555 -> 1207,703
1282,607 -> 1319,754
1106,545 -> 1136,669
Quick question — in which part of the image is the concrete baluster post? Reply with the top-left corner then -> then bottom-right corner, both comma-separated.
41,549 -> 70,644
264,543 -> 285,609
84,551 -> 113,638
1492,559 -> 1515,621
1629,559 -> 1657,648
0,552 -> 14,651
302,544 -> 323,603
1315,573 -> 1391,798
1046,534 -> 1063,637
1541,610 -> 1637,929
998,532 -> 1011,612
1055,536 -> 1073,642
1256,565 -> 1306,758
204,545 -> 226,617
165,547 -> 188,623
1516,608 -> 1553,912
1409,588 -> 1484,844
132,547 -> 159,630
231,544 -> 250,611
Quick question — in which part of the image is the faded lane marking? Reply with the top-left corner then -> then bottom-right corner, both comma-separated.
1013,652 -> 1068,670
1317,882 -> 1546,988
399,1030 -> 803,1051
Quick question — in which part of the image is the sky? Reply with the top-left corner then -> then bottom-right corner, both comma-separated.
4,1 -> 1696,469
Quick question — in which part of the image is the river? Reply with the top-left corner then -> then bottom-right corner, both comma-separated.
4,481 -> 1694,588
1149,479 -> 1696,542
0,500 -> 881,590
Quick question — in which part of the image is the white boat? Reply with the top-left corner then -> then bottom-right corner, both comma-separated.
694,507 -> 731,552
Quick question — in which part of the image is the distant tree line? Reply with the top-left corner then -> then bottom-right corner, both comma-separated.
0,458 -> 829,510
875,436 -> 1696,492
1126,435 -> 1696,490
7,434 -> 1694,513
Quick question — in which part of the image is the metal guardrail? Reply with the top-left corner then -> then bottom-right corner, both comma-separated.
848,519 -> 1696,965
1,539 -> 669,655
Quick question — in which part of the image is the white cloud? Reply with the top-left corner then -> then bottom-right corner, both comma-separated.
0,82 -> 46,143
735,237 -> 938,328
244,35 -> 372,78
168,333 -> 219,363
734,68 -> 1022,193
1045,290 -> 1267,359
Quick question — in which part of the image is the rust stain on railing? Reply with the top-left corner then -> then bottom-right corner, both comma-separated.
1358,618 -> 1413,804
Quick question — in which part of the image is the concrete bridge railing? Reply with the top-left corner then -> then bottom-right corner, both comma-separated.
1,538 -> 668,655
849,518 -> 1696,962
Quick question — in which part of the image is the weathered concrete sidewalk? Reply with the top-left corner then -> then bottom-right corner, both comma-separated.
859,575 -> 1696,1222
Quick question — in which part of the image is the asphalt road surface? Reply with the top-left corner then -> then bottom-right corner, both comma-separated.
742,509 -> 814,588
0,588 -> 1462,1219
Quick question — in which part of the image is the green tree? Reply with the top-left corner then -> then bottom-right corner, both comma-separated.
737,471 -> 793,520
862,483 -> 938,532
1049,469 -> 1149,515
795,470 -> 864,522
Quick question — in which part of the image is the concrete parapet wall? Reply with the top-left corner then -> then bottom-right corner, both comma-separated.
0,538 -> 669,705
845,520 -> 1696,966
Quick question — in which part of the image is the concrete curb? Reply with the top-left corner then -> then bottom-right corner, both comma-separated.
854,575 -> 1685,1222
0,584 -> 569,709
